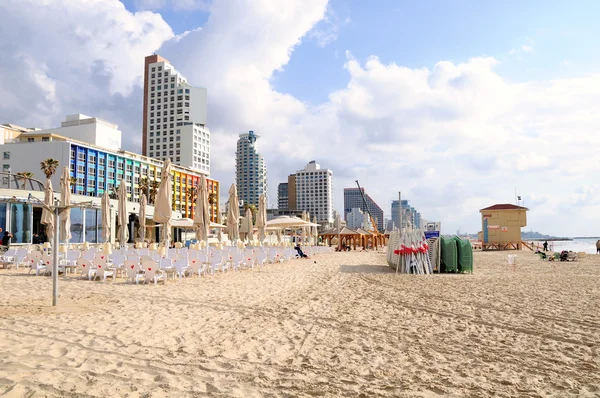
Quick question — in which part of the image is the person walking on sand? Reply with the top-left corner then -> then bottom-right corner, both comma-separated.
543,240 -> 548,251
596,240 -> 600,254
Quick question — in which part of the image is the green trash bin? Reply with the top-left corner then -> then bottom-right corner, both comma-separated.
440,236 -> 458,273
453,237 -> 473,273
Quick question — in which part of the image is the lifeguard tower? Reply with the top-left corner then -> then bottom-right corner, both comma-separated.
478,204 -> 529,251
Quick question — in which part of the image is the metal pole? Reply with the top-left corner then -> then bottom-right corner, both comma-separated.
397,192 -> 402,275
52,208 -> 60,307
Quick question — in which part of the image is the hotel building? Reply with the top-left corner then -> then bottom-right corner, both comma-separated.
295,161 -> 333,224
143,54 -> 210,173
235,131 -> 267,207
0,115 -> 219,223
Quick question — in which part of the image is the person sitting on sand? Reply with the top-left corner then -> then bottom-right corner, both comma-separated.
294,244 -> 309,259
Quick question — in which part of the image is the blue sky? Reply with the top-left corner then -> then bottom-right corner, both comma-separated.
123,0 -> 600,105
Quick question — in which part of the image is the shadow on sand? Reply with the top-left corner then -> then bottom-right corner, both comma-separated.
339,264 -> 394,274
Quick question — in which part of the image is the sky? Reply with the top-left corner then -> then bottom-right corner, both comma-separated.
1,0 -> 600,236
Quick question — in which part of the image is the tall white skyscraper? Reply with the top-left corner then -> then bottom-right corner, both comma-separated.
143,54 -> 210,174
295,161 -> 333,224
235,131 -> 267,207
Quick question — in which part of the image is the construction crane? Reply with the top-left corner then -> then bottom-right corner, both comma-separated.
355,180 -> 379,232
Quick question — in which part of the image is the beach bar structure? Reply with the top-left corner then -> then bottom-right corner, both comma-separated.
478,204 -> 528,251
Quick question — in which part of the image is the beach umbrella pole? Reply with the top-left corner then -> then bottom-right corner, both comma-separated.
52,208 -> 60,307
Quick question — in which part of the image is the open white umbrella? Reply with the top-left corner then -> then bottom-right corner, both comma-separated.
193,175 -> 210,243
117,179 -> 129,247
138,193 -> 147,242
59,167 -> 71,243
256,193 -> 267,242
101,190 -> 111,242
239,208 -> 253,242
153,159 -> 173,246
41,179 -> 55,243
226,183 -> 239,243
266,216 -> 317,228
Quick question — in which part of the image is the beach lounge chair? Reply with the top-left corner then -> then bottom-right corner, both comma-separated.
0,249 -> 16,269
173,258 -> 190,282
141,260 -> 165,285
124,260 -> 144,284
210,254 -> 225,274
89,261 -> 115,282
255,252 -> 267,268
76,258 -> 94,279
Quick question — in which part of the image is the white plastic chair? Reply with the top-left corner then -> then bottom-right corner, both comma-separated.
76,258 -> 94,279
90,255 -> 115,281
210,255 -> 224,274
124,259 -> 144,284
255,252 -> 267,268
141,260 -> 165,285
173,258 -> 189,282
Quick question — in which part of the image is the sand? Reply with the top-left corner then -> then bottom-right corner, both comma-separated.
0,249 -> 599,397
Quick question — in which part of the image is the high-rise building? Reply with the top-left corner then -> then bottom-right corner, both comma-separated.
343,188 -> 384,231
235,131 -> 267,207
392,199 -> 422,229
295,161 -> 333,224
287,174 -> 297,210
143,54 -> 210,173
277,182 -> 288,209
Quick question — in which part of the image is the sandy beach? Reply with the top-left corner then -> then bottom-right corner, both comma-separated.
1,250 -> 599,397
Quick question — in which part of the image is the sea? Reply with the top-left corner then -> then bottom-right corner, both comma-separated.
536,238 -> 599,254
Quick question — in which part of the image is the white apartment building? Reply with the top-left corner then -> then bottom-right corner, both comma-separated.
143,54 -> 210,174
346,207 -> 372,230
235,131 -> 267,207
295,161 -> 333,224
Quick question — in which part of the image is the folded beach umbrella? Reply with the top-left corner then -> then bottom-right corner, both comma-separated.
117,179 -> 129,247
239,208 -> 253,242
312,216 -> 319,245
334,213 -> 342,250
153,159 -> 173,246
256,193 -> 267,242
226,183 -> 240,243
138,193 -> 147,242
101,190 -> 111,242
41,178 -> 55,243
193,175 -> 210,243
59,167 -> 71,242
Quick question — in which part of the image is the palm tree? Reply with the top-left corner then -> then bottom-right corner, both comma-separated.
16,172 -> 34,189
70,177 -> 77,193
108,191 -> 118,200
40,158 -> 60,179
138,177 -> 159,204
208,192 -> 217,205
244,203 -> 258,223
187,184 -> 199,203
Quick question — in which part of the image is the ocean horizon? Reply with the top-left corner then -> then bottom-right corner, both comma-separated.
543,238 -> 599,254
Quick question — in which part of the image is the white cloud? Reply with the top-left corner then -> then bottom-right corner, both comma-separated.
133,0 -> 210,11
3,0 -> 600,236
0,0 -> 173,148
521,44 -> 535,53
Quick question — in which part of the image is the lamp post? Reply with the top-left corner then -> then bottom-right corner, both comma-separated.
28,194 -> 94,306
